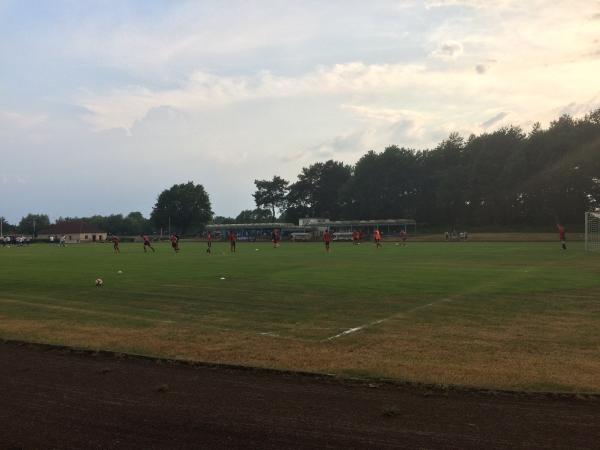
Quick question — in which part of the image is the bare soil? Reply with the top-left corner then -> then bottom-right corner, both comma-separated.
1,340 -> 599,449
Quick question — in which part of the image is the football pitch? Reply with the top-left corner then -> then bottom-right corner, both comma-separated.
1,240 -> 599,393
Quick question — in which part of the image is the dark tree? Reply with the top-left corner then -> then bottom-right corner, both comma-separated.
344,147 -> 420,220
279,108 -> 600,230
285,160 -> 352,221
253,176 -> 289,220
1,217 -> 16,234
151,182 -> 213,234
235,208 -> 272,223
123,212 -> 150,235
212,216 -> 236,224
18,214 -> 50,236
57,212 -> 151,235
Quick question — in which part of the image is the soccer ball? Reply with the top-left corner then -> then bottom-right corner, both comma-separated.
117,270 -> 123,274
95,278 -> 103,287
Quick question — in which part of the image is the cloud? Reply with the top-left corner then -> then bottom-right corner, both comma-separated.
342,105 -> 431,144
301,130 -> 370,161
558,95 -> 600,117
424,0 -> 487,8
0,111 -> 47,129
475,60 -> 497,74
481,112 -> 509,128
342,104 -> 426,123
76,63 -> 434,131
76,44 -> 600,143
280,106 -> 434,163
431,41 -> 463,59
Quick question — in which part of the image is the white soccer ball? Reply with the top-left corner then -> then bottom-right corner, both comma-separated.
117,270 -> 123,274
95,278 -> 104,287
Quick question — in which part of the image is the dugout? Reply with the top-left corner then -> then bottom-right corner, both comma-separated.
206,222 -> 301,241
299,218 -> 416,237
206,218 -> 416,241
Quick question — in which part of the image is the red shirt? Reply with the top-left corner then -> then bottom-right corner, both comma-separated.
323,231 -> 331,242
229,232 -> 236,242
112,236 -> 119,244
207,233 -> 212,242
142,235 -> 150,243
558,225 -> 565,239
170,235 -> 178,244
374,230 -> 381,240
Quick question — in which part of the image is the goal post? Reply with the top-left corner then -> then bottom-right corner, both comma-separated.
585,211 -> 600,251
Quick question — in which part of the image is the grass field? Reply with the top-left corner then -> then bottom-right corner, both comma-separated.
1,240 -> 600,392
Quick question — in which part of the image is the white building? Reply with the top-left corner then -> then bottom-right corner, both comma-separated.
38,221 -> 107,243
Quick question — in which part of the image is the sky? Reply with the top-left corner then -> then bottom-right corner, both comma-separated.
1,0 -> 599,223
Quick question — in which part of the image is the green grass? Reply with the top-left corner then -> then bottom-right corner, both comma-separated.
1,240 -> 600,392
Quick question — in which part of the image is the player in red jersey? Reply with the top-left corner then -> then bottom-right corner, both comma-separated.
352,230 -> 359,245
206,231 -> 212,254
374,228 -> 382,248
271,229 -> 280,248
323,229 -> 331,252
557,224 -> 567,250
229,231 -> 236,253
141,234 -> 155,253
111,235 -> 120,254
170,234 -> 180,253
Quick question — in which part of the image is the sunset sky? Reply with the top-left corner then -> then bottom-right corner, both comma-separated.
1,0 -> 599,222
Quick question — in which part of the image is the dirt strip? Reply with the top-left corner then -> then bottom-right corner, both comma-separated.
1,341 -> 599,449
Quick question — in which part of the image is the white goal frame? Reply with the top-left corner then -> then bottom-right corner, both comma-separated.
584,211 -> 600,251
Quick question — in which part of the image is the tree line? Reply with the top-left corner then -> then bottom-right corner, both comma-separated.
3,182 -> 212,236
0,212 -> 153,237
252,109 -> 600,229
3,109 -> 599,235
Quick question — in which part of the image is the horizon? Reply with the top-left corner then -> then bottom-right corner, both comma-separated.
1,0 -> 599,223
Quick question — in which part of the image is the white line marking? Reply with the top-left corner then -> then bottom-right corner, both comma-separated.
324,298 -> 453,342
324,318 -> 389,341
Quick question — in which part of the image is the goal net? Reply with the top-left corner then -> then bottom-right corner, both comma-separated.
585,212 -> 600,251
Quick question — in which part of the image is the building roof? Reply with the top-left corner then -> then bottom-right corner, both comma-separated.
323,219 -> 416,226
206,218 -> 416,231
38,221 -> 106,235
207,222 -> 296,230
